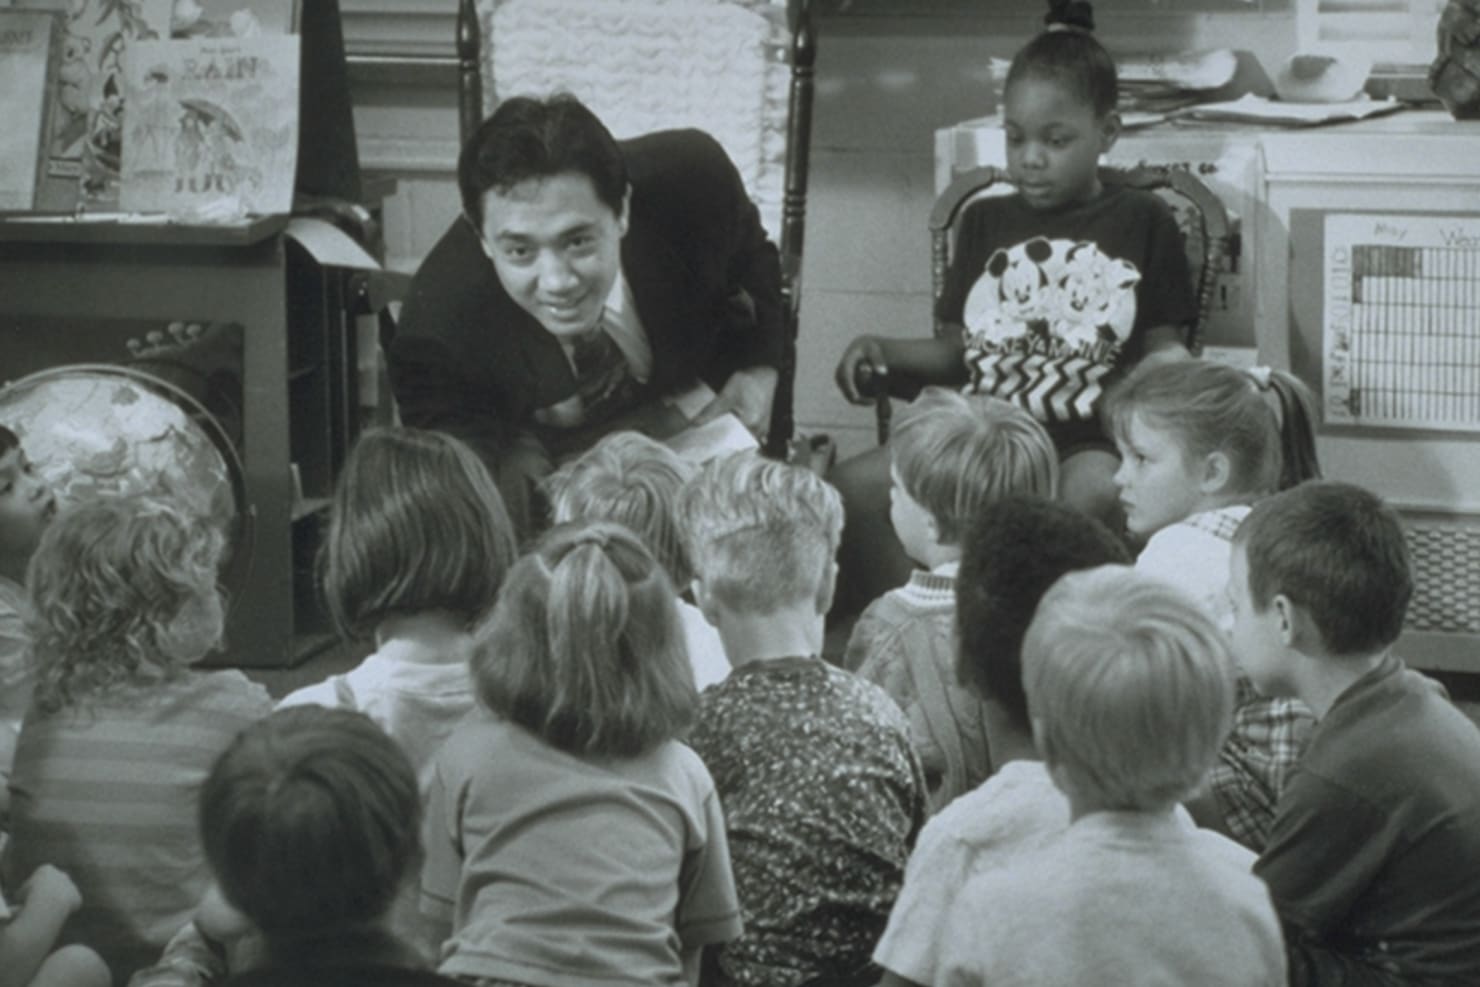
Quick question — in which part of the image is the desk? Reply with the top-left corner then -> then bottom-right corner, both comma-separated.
0,216 -> 356,667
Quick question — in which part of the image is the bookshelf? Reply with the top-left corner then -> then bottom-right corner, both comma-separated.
0,216 -> 365,666
0,0 -> 379,667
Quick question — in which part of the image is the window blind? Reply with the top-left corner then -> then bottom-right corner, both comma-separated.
340,0 -> 458,59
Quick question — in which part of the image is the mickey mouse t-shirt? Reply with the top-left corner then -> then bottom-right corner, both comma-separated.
937,186 -> 1196,441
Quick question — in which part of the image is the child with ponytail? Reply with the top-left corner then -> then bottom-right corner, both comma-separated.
1105,356 -> 1321,851
419,521 -> 741,986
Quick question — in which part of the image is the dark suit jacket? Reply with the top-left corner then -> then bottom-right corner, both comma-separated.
385,128 -> 785,463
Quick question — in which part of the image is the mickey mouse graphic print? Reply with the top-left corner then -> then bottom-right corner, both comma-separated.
938,186 -> 1197,433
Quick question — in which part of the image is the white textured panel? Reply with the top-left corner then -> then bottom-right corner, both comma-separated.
479,0 -> 791,239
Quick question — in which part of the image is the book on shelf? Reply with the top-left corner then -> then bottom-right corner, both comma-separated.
17,0 -> 173,212
119,34 -> 300,216
0,8 -> 64,212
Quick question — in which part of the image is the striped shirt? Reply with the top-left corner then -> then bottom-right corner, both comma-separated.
4,670 -> 272,982
845,567 -> 992,812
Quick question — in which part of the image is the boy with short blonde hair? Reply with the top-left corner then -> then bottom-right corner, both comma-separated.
680,452 -> 925,987
1232,481 -> 1480,985
844,389 -> 1055,809
937,566 -> 1285,986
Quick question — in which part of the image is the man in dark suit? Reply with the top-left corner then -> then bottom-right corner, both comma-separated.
386,94 -> 785,533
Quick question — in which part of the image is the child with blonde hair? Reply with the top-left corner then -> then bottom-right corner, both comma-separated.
420,521 -> 740,986
844,389 -> 1055,811
1105,356 -> 1320,850
4,496 -> 273,983
680,452 -> 925,987
1233,482 -> 1480,984
545,431 -> 728,690
279,427 -> 518,788
936,566 -> 1285,986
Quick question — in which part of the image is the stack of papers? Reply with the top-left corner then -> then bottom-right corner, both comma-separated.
1184,94 -> 1404,126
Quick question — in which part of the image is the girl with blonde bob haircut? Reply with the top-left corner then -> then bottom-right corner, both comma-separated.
9,496 -> 272,981
1022,564 -> 1235,811
421,521 -> 741,985
545,432 -> 729,690
546,431 -> 693,588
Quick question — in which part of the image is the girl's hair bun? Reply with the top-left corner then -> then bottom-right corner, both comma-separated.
1045,0 -> 1095,32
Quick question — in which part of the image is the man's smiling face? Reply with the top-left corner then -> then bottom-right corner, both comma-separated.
477,172 -> 629,340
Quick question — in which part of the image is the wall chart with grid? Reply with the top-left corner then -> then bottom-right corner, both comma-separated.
1323,213 -> 1480,432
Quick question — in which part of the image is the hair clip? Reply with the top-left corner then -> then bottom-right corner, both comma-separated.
1244,366 -> 1287,428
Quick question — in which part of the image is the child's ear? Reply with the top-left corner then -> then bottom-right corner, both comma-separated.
815,560 -> 839,617
1275,594 -> 1324,654
194,882 -> 255,947
1031,717 -> 1076,798
1270,593 -> 1300,648
1098,111 -> 1122,155
1199,450 -> 1233,496
691,578 -> 720,628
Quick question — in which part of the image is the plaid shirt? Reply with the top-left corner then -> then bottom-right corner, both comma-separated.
1212,678 -> 1316,851
1144,506 -> 1315,852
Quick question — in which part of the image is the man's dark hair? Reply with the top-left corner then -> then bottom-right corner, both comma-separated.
458,93 -> 627,229
956,496 -> 1129,732
1235,481 -> 1412,656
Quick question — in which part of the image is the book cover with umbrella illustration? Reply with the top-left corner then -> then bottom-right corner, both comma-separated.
119,34 -> 299,215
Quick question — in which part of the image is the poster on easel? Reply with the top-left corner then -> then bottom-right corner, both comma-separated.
119,34 -> 300,216
1322,213 -> 1480,433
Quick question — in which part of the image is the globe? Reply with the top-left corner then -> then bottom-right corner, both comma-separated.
0,364 -> 252,605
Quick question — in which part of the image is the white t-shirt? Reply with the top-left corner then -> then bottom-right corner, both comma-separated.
278,636 -> 476,793
873,759 -> 1069,984
936,810 -> 1282,987
1135,504 -> 1252,631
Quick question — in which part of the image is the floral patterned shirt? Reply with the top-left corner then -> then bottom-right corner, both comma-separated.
687,657 -> 926,987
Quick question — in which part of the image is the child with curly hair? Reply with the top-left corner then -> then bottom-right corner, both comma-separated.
2,496 -> 272,984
